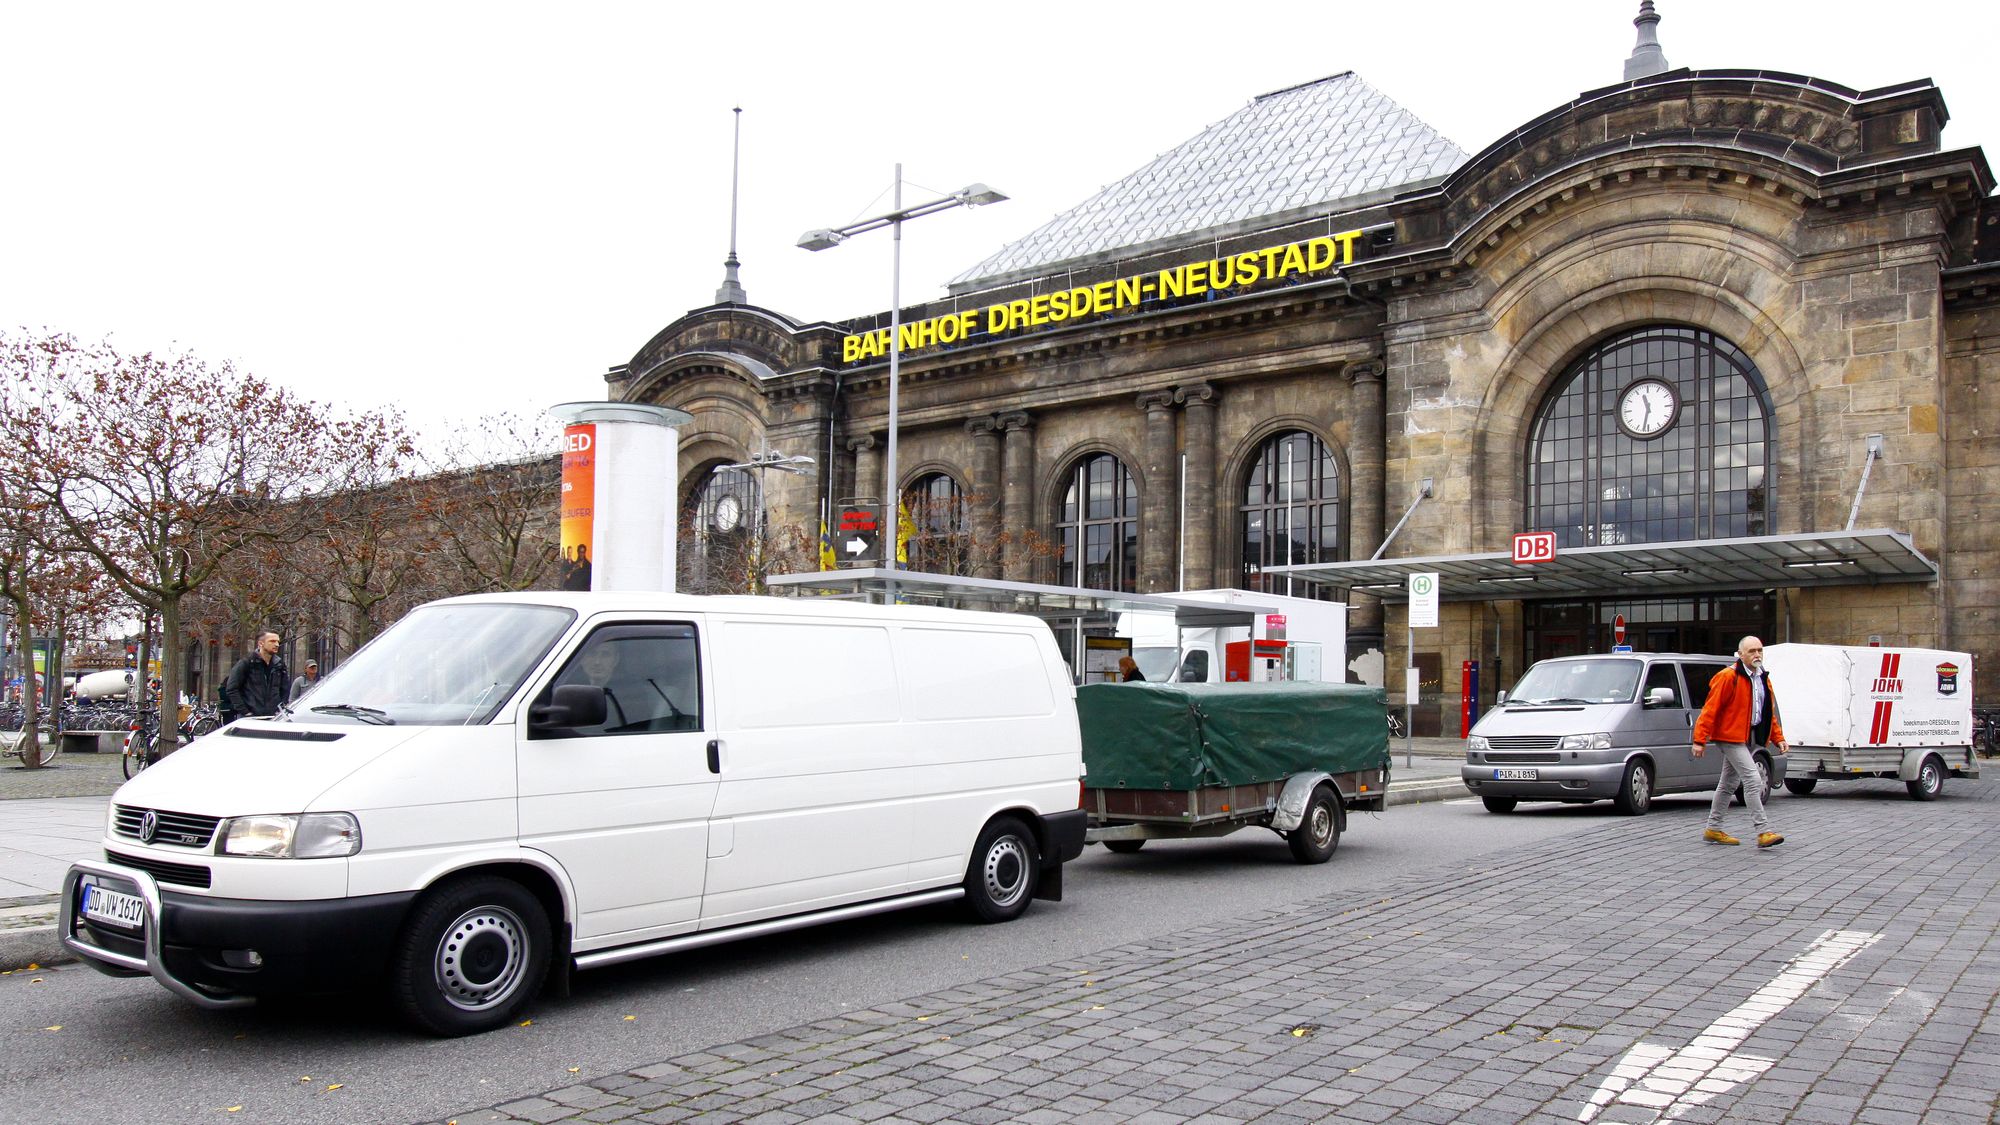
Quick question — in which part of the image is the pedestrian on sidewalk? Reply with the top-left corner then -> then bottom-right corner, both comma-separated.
1692,635 -> 1786,849
221,632 -> 289,722
290,659 -> 319,703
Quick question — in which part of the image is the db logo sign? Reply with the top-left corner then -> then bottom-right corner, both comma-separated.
1512,532 -> 1558,564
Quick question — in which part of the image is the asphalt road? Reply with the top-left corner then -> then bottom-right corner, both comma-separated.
0,793 -> 1614,1125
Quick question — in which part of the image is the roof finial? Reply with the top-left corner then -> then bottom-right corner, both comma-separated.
715,107 -> 748,305
1623,1 -> 1669,82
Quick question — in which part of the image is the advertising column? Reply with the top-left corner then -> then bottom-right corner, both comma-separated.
549,402 -> 695,593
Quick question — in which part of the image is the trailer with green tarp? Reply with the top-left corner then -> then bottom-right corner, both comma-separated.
1077,680 -> 1391,863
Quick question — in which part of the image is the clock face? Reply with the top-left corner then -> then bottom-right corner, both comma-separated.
1617,378 -> 1679,439
713,494 -> 742,532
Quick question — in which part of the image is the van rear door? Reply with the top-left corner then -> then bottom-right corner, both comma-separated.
518,621 -> 716,944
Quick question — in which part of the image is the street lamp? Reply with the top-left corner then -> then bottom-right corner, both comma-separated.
799,166 -> 1007,599
717,443 -> 815,590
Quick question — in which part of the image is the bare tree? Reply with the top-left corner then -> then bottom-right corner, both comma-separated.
0,332 -> 353,755
415,414 -> 562,595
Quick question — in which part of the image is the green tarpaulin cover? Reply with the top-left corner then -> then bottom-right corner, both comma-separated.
1078,681 -> 1391,790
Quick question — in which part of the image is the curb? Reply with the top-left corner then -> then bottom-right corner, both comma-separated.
0,899 -> 67,973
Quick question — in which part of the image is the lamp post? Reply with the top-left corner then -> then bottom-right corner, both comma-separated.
799,167 -> 1006,602
717,442 -> 815,592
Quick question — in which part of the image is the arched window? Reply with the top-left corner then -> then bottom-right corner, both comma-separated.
1528,325 -> 1774,547
902,472 -> 968,574
1053,454 -> 1137,591
1239,430 -> 1340,594
679,464 -> 760,593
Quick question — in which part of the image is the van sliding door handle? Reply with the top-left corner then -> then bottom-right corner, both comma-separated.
707,739 -> 722,774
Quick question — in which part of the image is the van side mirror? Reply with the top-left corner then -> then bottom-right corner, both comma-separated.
1645,686 -> 1677,708
1496,690 -> 1508,704
530,684 -> 608,733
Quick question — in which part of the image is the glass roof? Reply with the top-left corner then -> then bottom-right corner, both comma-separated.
953,72 -> 1467,288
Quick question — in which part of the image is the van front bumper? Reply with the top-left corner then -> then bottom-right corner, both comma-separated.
1460,762 -> 1626,800
62,859 -> 415,1007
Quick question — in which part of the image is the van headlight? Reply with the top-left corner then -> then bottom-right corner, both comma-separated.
219,813 -> 362,859
1559,733 -> 1614,751
1466,736 -> 1489,751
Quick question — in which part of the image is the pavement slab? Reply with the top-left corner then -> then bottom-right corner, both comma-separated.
432,775 -> 2000,1124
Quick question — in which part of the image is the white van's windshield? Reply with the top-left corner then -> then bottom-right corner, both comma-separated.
1506,658 -> 1642,705
286,602 -> 576,726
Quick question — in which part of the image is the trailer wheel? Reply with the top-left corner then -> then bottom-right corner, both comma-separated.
1102,839 -> 1146,854
1784,777 -> 1817,796
1613,760 -> 1653,816
963,816 -> 1038,923
391,875 -> 550,1037
1286,785 -> 1340,864
1907,754 -> 1946,802
1481,795 -> 1518,814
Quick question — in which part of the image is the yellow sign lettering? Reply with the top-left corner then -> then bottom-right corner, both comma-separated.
840,226 -> 1376,362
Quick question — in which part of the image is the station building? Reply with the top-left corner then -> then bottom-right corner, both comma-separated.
609,5 -> 1997,732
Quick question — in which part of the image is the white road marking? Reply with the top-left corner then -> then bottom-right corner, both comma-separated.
1577,929 -> 1881,1122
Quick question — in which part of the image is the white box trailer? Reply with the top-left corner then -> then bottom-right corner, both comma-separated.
1762,642 -> 1979,800
1117,589 -> 1347,684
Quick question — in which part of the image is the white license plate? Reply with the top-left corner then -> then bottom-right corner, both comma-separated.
1493,768 -> 1539,781
82,882 -> 145,930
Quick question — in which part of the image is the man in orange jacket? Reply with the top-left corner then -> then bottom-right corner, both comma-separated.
1693,636 -> 1786,848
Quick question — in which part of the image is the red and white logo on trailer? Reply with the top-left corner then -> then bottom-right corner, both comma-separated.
1869,652 -> 1904,698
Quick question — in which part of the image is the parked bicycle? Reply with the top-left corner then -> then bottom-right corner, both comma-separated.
2,718 -> 60,765
122,703 -> 207,779
1386,710 -> 1407,740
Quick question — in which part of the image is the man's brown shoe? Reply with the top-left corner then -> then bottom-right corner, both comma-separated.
1703,828 -> 1740,845
1758,832 -> 1785,849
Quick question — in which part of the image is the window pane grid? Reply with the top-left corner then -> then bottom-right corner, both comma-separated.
1238,430 -> 1339,597
1054,454 -> 1137,592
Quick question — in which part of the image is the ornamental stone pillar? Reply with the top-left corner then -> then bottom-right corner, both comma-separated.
849,434 -> 881,504
1138,391 -> 1178,593
1175,383 -> 1218,589
1346,359 -> 1388,662
998,411 -> 1036,581
966,416 -> 1003,579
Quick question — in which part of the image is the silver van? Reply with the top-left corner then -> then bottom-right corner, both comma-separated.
1460,652 -> 1786,816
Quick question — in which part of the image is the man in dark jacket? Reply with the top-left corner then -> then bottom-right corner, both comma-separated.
221,631 -> 289,721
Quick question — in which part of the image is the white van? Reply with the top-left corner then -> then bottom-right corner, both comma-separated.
61,592 -> 1087,1035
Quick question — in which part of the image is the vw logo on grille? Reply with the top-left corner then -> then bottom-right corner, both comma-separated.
138,810 -> 159,845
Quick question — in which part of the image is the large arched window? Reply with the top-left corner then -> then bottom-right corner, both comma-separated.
902,472 -> 968,574
1239,430 -> 1341,594
1053,454 -> 1137,591
679,464 -> 760,593
1529,326 -> 1774,547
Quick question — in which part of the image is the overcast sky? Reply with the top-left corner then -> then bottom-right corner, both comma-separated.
4,1 -> 1991,445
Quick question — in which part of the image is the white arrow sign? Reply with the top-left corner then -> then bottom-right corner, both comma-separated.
844,537 -> 869,556
1578,928 -> 1880,1122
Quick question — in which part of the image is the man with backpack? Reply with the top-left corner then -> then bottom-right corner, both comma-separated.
220,631 -> 289,722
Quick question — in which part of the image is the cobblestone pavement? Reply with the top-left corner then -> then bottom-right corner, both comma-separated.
440,777 -> 2000,1125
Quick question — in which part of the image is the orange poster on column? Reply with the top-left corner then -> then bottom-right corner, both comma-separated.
560,424 -> 595,591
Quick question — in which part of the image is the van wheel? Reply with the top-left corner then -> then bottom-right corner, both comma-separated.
1613,761 -> 1653,816
1784,777 -> 1817,796
1102,839 -> 1146,854
391,875 -> 551,1036
1481,796 -> 1517,814
964,816 -> 1038,923
1907,754 -> 1946,801
1286,784 -> 1341,864
1731,756 -> 1773,807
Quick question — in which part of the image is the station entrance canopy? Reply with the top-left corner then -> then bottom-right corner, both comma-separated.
1260,530 -> 1937,603
763,568 -> 1275,629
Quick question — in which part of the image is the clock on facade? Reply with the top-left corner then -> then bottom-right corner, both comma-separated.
1617,378 -> 1679,439
713,494 -> 742,532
